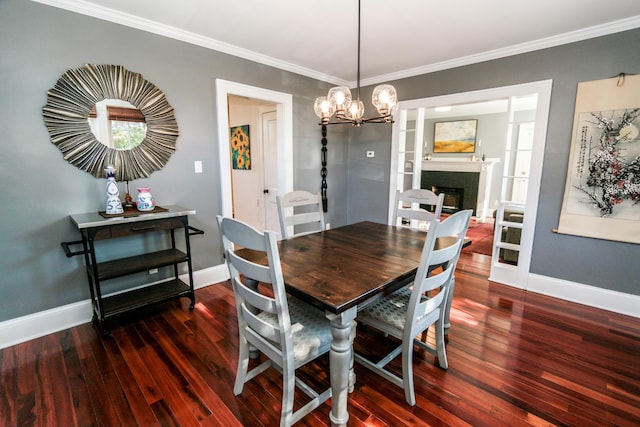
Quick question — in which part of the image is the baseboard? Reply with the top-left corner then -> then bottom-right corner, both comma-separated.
527,273 -> 640,319
0,264 -> 230,350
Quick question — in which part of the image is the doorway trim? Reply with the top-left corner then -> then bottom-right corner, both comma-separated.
389,80 -> 552,290
215,79 -> 293,218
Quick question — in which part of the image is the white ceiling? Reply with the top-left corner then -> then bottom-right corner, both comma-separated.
36,0 -> 640,86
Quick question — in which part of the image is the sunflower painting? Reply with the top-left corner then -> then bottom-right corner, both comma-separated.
230,125 -> 251,170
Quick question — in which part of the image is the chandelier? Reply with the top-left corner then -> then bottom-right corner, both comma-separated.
313,0 -> 398,127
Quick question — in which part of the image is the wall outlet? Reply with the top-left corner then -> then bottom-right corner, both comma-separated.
149,268 -> 158,274
326,223 -> 331,230
194,160 -> 203,173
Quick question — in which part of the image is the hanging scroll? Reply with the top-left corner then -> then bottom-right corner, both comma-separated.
557,74 -> 640,243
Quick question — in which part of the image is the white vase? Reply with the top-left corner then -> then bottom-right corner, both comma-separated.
104,166 -> 124,214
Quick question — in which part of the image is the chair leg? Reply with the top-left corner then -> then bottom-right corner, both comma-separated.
280,365 -> 296,427
435,317 -> 449,370
443,276 -> 455,334
401,336 -> 417,406
349,319 -> 357,393
234,336 -> 250,395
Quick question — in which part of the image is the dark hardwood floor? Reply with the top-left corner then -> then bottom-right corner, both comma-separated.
2,253 -> 639,426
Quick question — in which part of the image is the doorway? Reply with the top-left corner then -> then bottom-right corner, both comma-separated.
215,80 -> 294,234
389,80 -> 552,289
227,96 -> 280,232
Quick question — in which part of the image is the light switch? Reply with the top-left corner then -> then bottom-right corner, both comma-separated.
194,161 -> 203,173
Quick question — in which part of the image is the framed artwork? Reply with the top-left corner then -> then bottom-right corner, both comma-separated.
433,119 -> 477,153
230,125 -> 251,170
558,74 -> 640,243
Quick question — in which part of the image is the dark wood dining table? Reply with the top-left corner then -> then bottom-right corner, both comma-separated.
238,221 -> 469,426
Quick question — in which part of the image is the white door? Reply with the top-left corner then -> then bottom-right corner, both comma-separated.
261,110 -> 281,234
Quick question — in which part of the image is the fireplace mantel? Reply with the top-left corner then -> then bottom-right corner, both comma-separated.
422,158 -> 499,220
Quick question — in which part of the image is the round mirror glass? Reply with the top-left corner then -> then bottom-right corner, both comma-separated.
88,99 -> 147,150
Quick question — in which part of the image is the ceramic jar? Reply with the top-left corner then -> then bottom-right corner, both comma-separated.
104,166 -> 124,215
136,187 -> 155,211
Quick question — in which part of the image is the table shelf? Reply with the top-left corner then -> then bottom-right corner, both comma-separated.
89,248 -> 189,281
101,279 -> 192,318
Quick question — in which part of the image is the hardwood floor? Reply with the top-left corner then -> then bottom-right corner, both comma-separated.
2,253 -> 639,426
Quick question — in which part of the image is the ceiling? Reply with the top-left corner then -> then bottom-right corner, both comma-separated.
36,0 -> 640,87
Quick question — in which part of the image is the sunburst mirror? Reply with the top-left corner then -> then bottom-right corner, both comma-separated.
42,64 -> 178,181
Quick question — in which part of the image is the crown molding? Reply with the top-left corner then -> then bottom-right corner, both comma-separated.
31,0 -> 349,86
361,15 -> 640,87
31,0 -> 640,89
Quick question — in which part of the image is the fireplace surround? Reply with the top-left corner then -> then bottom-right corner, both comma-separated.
421,158 -> 498,220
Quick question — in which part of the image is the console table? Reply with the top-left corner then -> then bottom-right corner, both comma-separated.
62,205 -> 202,337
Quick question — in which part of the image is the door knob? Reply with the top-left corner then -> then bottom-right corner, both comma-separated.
263,189 -> 269,194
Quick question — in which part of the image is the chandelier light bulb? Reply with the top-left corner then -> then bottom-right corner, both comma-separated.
372,84 -> 398,116
314,96 -> 336,123
345,99 -> 365,122
328,86 -> 352,117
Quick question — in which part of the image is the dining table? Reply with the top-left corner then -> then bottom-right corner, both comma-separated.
238,220 -> 470,426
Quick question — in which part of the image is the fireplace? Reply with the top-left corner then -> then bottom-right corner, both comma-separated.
421,171 -> 479,215
429,186 -> 464,214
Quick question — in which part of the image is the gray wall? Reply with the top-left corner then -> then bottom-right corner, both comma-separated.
0,0 -> 348,322
348,29 -> 640,294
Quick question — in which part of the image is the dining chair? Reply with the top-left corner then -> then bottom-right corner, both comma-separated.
355,209 -> 472,406
276,190 -> 326,239
392,188 -> 444,230
217,215 -> 332,426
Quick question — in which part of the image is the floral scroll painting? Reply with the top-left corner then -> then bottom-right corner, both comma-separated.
558,75 -> 640,244
230,125 -> 251,170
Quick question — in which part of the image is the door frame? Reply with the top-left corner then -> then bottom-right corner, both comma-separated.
215,79 -> 293,219
389,80 -> 552,290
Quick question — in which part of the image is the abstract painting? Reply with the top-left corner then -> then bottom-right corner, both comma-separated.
433,119 -> 477,153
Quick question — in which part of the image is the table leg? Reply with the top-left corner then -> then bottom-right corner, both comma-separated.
326,306 -> 357,427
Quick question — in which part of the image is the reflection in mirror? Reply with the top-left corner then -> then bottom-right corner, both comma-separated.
88,99 -> 147,150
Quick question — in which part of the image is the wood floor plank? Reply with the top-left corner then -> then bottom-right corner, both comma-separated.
2,253 -> 639,427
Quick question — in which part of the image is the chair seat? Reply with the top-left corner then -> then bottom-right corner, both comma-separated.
359,288 -> 438,333
359,287 -> 412,331
257,299 -> 332,364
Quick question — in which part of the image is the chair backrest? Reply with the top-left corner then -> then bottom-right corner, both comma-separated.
276,190 -> 325,239
404,209 -> 472,339
217,215 -> 293,365
392,189 -> 445,228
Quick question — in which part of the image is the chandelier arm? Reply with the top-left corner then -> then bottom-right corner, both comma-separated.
356,0 -> 361,102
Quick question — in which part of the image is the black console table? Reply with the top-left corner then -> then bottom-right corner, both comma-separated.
62,205 -> 203,337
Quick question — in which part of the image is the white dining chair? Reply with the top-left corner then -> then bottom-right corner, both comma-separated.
217,215 -> 332,427
392,188 -> 444,230
276,190 -> 325,239
355,209 -> 472,406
